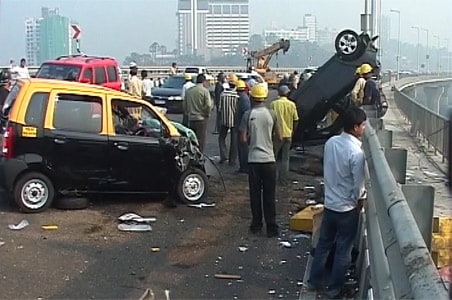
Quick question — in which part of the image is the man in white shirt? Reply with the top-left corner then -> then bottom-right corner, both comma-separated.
308,107 -> 367,298
141,70 -> 154,102
11,58 -> 30,80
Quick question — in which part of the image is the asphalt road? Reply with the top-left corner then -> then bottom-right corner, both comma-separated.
0,90 -> 324,299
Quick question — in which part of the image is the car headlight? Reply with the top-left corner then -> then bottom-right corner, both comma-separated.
169,96 -> 182,101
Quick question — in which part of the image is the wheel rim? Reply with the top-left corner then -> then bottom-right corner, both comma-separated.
338,34 -> 358,55
20,179 -> 49,210
182,173 -> 205,202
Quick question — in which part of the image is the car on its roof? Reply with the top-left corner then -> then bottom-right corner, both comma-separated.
35,55 -> 121,91
0,78 -> 212,213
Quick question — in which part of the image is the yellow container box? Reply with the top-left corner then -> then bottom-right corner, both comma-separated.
289,205 -> 324,233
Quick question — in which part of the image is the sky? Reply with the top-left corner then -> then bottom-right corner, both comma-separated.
0,0 -> 451,64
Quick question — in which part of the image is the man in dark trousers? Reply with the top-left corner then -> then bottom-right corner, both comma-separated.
183,74 -> 213,152
235,80 -> 250,174
239,84 -> 281,238
308,107 -> 367,298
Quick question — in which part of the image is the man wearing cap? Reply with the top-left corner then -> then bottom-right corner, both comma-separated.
239,84 -> 281,238
270,85 -> 299,185
181,74 -> 195,126
235,80 -> 250,174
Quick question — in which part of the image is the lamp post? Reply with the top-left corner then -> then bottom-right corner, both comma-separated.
390,9 -> 401,80
421,28 -> 429,74
433,35 -> 440,75
444,38 -> 450,75
412,26 -> 420,74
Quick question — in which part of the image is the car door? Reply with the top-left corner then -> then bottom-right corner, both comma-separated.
107,97 -> 170,193
42,90 -> 110,191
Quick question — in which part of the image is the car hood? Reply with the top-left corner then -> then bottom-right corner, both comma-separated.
151,87 -> 182,96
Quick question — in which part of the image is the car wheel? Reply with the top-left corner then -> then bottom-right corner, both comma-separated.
335,30 -> 365,61
14,172 -> 54,213
54,196 -> 90,210
177,168 -> 208,204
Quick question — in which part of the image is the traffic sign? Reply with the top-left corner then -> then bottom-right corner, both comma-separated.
242,47 -> 249,56
71,24 -> 81,39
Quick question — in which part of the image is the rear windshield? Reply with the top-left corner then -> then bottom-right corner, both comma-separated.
2,83 -> 22,117
184,67 -> 200,74
36,63 -> 82,81
162,77 -> 185,89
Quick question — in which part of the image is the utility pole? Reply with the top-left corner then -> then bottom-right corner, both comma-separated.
422,28 -> 430,74
433,35 -> 440,75
390,9 -> 401,80
412,26 -> 420,74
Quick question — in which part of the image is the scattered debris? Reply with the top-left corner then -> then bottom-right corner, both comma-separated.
214,274 -> 241,280
187,203 -> 216,209
304,186 -> 315,190
268,289 -> 276,295
164,289 -> 170,300
305,199 -> 317,205
118,213 -> 156,223
150,247 -> 160,252
117,223 -> 152,232
8,220 -> 29,230
290,233 -> 311,239
279,260 -> 287,265
238,246 -> 248,252
41,225 -> 58,230
238,266 -> 243,270
138,288 -> 155,300
0,241 -> 5,247
279,241 -> 292,248
292,180 -> 299,184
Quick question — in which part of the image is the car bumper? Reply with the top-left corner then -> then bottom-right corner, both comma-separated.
0,158 -> 28,191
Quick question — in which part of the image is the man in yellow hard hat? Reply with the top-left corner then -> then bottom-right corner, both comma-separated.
238,84 -> 281,238
351,64 -> 371,106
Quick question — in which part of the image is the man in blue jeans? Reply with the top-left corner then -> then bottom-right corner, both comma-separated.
308,107 -> 367,298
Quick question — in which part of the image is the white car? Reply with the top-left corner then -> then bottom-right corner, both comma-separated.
235,72 -> 268,90
184,66 -> 215,84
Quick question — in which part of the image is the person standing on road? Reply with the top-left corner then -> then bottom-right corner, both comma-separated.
141,70 -> 154,103
351,64 -> 369,106
218,77 -> 238,165
308,107 -> 367,299
213,72 -> 226,134
183,74 -> 213,152
235,80 -> 250,174
181,74 -> 195,126
170,62 -> 178,76
11,58 -> 30,80
270,85 -> 299,185
128,68 -> 143,98
239,84 -> 281,238
362,65 -> 381,118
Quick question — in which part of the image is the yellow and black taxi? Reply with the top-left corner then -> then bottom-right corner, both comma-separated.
0,79 -> 210,213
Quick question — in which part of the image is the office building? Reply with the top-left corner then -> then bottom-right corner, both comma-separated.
25,18 -> 42,66
177,0 -> 250,57
303,14 -> 317,42
264,28 -> 308,46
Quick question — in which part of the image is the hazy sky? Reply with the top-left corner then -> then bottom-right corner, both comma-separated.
0,0 -> 451,64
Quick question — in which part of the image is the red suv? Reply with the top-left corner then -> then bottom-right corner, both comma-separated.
36,55 -> 121,91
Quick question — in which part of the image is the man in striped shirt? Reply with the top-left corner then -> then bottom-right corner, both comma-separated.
218,78 -> 239,165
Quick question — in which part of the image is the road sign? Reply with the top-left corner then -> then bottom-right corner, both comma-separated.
242,47 -> 248,56
71,24 -> 81,40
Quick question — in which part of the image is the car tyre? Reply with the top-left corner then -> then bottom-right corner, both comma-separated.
14,172 -> 54,213
335,29 -> 365,61
177,168 -> 208,204
54,196 -> 90,210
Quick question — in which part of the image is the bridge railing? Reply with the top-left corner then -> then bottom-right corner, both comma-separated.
356,121 -> 449,299
393,77 -> 451,162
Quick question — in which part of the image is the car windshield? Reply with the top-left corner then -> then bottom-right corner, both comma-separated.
184,67 -> 200,74
162,76 -> 185,89
36,63 -> 81,81
2,83 -> 22,117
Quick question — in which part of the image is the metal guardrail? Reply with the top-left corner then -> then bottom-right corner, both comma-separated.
394,77 -> 452,162
357,121 -> 449,299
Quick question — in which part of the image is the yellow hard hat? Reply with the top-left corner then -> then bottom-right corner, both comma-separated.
359,63 -> 373,75
355,67 -> 361,75
184,73 -> 192,80
236,80 -> 246,89
249,84 -> 268,100
228,73 -> 238,84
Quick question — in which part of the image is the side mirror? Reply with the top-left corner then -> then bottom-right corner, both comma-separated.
80,77 -> 91,84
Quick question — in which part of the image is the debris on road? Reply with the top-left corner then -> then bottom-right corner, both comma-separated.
165,289 -> 170,300
268,289 -> 276,294
41,225 -> 58,230
238,246 -> 248,252
117,223 -> 152,232
118,213 -> 157,223
8,219 -> 29,230
150,247 -> 160,252
0,241 -> 5,247
187,203 -> 216,209
214,274 -> 241,280
279,241 -> 292,248
138,288 -> 155,300
290,233 -> 311,239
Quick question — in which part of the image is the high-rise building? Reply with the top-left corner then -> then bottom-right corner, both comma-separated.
264,28 -> 308,46
39,8 -> 71,63
303,14 -> 317,42
177,0 -> 209,56
177,0 -> 249,57
25,18 -> 42,66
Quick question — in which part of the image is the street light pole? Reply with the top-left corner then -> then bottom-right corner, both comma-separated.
412,26 -> 420,74
433,35 -> 440,75
421,28 -> 429,74
444,38 -> 450,75
390,9 -> 401,80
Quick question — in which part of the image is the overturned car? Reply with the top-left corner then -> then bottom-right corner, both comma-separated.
290,29 -> 387,146
0,78 -> 214,213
